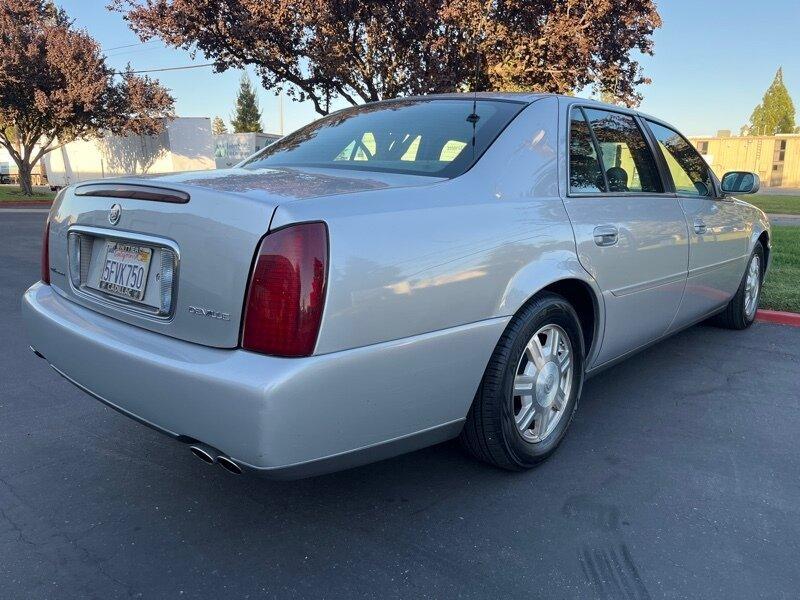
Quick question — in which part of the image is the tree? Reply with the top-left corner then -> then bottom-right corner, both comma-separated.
230,75 -> 263,133
211,115 -> 228,135
747,68 -> 796,136
0,0 -> 174,194
600,89 -> 622,106
111,0 -> 661,115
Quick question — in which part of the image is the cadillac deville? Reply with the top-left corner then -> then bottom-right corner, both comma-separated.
23,93 -> 770,478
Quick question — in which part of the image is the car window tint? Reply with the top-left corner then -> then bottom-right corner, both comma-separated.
242,99 -> 524,178
569,109 -> 606,193
336,132 -> 421,162
647,121 -> 713,197
583,109 -> 663,193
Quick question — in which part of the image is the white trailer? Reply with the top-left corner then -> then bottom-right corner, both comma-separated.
0,146 -> 13,184
43,117 -> 216,188
0,145 -> 47,186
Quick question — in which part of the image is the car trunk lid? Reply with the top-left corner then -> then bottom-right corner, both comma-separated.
46,167 -> 439,348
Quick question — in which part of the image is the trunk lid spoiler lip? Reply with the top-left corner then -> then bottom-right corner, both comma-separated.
74,182 -> 190,204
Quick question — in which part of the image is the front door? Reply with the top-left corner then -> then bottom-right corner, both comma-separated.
560,102 -> 689,367
644,120 -> 749,327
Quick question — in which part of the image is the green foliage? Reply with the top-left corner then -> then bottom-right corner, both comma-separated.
211,115 -> 228,135
746,194 -> 800,216
230,75 -> 263,133
0,187 -> 55,202
760,226 -> 800,313
747,68 -> 796,135
0,119 -> 15,143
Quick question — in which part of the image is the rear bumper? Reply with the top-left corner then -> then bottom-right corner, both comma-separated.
23,283 -> 504,478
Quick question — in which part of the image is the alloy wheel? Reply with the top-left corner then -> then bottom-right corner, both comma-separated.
744,254 -> 761,320
512,324 -> 574,443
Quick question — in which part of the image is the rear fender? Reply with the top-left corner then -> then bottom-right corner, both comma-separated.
497,255 -> 605,366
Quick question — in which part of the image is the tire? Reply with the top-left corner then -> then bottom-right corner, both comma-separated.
460,292 -> 585,471
711,242 -> 764,330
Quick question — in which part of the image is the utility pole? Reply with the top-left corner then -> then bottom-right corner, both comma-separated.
278,88 -> 284,136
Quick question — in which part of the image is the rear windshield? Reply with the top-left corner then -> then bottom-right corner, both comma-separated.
241,99 -> 524,178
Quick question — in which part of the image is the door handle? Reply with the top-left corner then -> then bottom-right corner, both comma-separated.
593,225 -> 619,247
694,219 -> 708,235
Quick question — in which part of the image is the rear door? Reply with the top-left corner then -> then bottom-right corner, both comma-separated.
559,101 -> 689,366
643,120 -> 749,328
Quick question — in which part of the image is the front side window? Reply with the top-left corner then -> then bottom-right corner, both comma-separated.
242,99 -> 524,178
583,109 -> 663,193
647,121 -> 713,197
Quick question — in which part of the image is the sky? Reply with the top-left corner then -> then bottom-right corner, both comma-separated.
60,1 -> 800,137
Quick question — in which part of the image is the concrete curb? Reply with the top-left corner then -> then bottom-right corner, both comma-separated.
757,310 -> 800,327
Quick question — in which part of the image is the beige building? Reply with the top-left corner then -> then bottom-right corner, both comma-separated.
688,133 -> 800,189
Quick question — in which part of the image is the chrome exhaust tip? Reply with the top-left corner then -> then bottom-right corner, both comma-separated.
217,456 -> 243,475
189,444 -> 217,465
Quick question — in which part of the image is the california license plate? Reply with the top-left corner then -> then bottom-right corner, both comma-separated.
97,242 -> 153,302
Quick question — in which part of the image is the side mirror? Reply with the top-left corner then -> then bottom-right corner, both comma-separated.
721,171 -> 760,195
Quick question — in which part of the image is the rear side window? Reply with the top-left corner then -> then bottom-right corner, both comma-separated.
582,109 -> 663,193
242,99 -> 524,178
647,121 -> 713,197
569,109 -> 605,193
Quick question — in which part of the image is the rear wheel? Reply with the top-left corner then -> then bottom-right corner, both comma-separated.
460,293 -> 585,470
712,242 -> 764,330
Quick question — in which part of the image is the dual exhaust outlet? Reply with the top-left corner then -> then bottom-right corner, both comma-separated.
31,346 -> 244,476
189,443 -> 243,475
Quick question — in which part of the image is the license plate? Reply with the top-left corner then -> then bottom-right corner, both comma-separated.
97,242 -> 153,302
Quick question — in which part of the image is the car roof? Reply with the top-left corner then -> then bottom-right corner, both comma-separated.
337,92 -> 679,130
387,92 -> 649,114
404,91 -> 550,103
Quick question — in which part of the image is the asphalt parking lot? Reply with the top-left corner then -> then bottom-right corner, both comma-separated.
2,212 -> 799,599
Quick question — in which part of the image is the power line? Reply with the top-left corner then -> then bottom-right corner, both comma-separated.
114,62 -> 216,75
103,40 -> 159,52
105,46 -> 163,59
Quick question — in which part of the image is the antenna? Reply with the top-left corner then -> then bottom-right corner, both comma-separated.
466,49 -> 481,158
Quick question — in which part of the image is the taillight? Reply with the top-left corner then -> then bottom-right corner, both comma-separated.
242,222 -> 328,357
41,219 -> 51,284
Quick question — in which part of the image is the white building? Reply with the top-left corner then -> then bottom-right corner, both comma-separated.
43,117 -> 216,187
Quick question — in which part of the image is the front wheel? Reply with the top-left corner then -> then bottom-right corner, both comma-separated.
712,242 -> 764,330
460,293 -> 585,470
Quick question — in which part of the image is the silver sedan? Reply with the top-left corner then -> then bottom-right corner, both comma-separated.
24,93 -> 770,478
